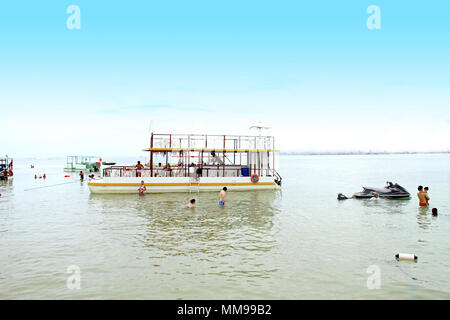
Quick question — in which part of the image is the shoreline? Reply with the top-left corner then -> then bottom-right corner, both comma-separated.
7,151 -> 450,160
280,151 -> 450,156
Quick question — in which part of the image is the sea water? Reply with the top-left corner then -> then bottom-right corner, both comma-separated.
0,154 -> 449,299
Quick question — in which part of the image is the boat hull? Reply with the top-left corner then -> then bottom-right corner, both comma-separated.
88,176 -> 280,194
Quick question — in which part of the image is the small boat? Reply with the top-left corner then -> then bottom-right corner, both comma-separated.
352,182 -> 411,199
88,132 -> 282,194
64,156 -> 101,172
102,161 -> 116,165
0,156 -> 13,181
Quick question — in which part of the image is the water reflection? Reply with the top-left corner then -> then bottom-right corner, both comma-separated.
360,198 -> 411,214
417,206 -> 431,230
88,191 -> 282,277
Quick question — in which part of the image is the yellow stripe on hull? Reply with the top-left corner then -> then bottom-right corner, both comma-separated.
88,182 -> 275,187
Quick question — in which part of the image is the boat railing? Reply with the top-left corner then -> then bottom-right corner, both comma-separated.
273,169 -> 282,186
103,166 -> 276,178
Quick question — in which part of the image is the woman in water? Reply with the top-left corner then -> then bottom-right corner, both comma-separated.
138,180 -> 147,195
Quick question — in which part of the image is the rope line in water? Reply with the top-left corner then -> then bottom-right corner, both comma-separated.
24,181 -> 79,191
394,260 -> 419,300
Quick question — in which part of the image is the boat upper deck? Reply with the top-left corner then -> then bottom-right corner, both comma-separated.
103,133 -> 282,183
145,133 -> 277,152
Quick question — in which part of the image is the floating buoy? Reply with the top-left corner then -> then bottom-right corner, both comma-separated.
395,253 -> 418,261
64,175 -> 70,178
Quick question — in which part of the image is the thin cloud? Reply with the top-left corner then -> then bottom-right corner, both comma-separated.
98,104 -> 212,114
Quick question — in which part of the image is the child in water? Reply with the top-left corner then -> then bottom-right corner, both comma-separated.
138,180 -> 146,195
186,199 -> 196,209
219,187 -> 227,206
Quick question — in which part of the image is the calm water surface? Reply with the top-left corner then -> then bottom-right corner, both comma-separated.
0,154 -> 449,299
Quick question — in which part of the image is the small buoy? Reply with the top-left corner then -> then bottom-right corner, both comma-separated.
64,175 -> 70,178
395,253 -> 418,261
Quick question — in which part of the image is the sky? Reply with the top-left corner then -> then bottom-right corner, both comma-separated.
1,0 -> 449,157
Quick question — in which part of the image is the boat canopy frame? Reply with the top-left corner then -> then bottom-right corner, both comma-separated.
141,133 -> 279,179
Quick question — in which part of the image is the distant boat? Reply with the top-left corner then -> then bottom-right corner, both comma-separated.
0,157 -> 13,181
102,161 -> 116,165
64,156 -> 101,172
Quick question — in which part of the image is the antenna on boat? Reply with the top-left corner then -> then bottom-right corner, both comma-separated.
149,120 -> 154,134
249,121 -> 271,136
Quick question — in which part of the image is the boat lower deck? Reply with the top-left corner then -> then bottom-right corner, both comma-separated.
88,176 -> 280,193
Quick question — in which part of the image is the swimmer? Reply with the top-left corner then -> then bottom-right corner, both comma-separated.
34,174 -> 37,179
417,185 -> 429,207
219,187 -> 227,206
43,174 -> 46,179
432,208 -> 438,216
138,180 -> 146,195
370,192 -> 380,200
186,199 -> 196,209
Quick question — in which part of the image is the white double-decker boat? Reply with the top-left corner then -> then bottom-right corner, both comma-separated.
88,133 -> 282,194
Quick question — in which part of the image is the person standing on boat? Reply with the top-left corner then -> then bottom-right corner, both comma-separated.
219,187 -> 227,206
138,180 -> 146,195
136,161 -> 144,177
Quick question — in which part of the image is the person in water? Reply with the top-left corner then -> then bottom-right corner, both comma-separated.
417,185 -> 429,206
186,199 -> 196,209
138,180 -> 146,195
219,187 -> 227,206
370,192 -> 380,200
432,208 -> 438,216
79,171 -> 84,181
136,161 -> 144,177
424,187 -> 429,204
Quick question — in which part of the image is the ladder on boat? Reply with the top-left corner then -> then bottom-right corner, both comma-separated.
189,177 -> 200,193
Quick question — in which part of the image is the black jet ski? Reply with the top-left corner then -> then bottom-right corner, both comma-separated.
352,182 -> 410,199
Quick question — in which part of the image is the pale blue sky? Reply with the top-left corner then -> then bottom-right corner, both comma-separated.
1,1 -> 449,157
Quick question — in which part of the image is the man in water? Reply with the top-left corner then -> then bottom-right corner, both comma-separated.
432,208 -> 438,216
417,185 -> 429,207
79,171 -> 84,181
136,161 -> 144,177
138,180 -> 146,195
219,187 -> 227,206
186,199 -> 196,209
